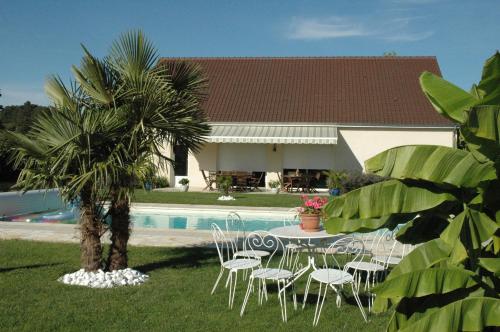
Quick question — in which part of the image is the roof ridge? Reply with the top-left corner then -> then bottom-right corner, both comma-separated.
159,56 -> 437,60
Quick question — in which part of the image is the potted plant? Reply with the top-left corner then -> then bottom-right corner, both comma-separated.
322,170 -> 347,196
268,180 -> 281,194
178,178 -> 189,192
298,195 -> 328,232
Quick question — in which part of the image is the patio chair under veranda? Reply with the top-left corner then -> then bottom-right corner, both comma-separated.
201,170 -> 217,191
303,237 -> 367,326
211,224 -> 261,309
240,231 -> 297,322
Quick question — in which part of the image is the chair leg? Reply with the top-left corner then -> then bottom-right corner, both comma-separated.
225,269 -> 232,288
229,270 -> 238,309
280,280 -> 287,322
233,270 -> 239,309
313,282 -> 323,326
240,276 -> 254,317
258,279 -> 267,305
277,280 -> 284,322
313,282 -> 328,326
302,274 -> 313,309
227,271 -> 233,307
351,282 -> 368,322
212,268 -> 224,294
262,279 -> 268,302
292,281 -> 297,310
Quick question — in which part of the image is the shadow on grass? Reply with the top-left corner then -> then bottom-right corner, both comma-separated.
296,290 -> 371,308
133,247 -> 218,272
0,262 -> 64,273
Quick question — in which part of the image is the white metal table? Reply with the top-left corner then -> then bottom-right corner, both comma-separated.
269,225 -> 341,290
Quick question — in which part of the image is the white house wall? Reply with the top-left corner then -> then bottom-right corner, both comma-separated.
336,127 -> 455,170
180,127 -> 455,189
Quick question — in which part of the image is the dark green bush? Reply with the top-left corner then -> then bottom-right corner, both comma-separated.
340,171 -> 386,193
153,176 -> 169,188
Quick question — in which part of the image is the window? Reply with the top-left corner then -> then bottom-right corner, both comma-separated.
173,145 -> 188,176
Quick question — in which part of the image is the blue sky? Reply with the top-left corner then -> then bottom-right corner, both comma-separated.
1,0 -> 498,106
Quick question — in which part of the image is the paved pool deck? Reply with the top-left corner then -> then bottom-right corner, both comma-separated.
0,203 -> 292,247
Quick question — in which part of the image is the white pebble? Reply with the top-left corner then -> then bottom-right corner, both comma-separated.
57,268 -> 148,288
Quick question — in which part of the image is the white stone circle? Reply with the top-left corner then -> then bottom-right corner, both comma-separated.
58,268 -> 149,288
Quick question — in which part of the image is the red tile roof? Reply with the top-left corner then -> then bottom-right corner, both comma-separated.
159,57 -> 453,126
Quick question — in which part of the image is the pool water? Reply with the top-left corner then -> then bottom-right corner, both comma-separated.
1,208 -> 290,231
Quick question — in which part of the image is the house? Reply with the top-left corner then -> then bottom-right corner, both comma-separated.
158,56 -> 455,189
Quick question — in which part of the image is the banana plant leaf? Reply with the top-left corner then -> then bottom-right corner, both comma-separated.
373,239 -> 454,313
322,179 -> 457,220
440,210 -> 467,245
324,213 -> 416,234
479,258 -> 500,276
467,208 -> 499,250
365,145 -> 496,188
396,214 -> 449,244
373,267 -> 477,304
466,105 -> 500,143
385,239 -> 452,282
461,106 -> 500,163
393,297 -> 500,332
477,51 -> 500,105
419,71 -> 477,123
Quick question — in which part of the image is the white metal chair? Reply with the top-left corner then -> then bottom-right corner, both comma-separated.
303,237 -> 367,326
211,223 -> 261,309
240,231 -> 297,322
225,212 -> 270,260
282,208 -> 302,267
371,227 -> 413,269
345,229 -> 393,312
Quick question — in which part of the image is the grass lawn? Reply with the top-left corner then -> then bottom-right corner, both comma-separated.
0,240 -> 390,331
132,189 -> 308,208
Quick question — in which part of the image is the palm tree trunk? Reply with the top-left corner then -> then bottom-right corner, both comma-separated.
107,196 -> 131,271
80,186 -> 103,271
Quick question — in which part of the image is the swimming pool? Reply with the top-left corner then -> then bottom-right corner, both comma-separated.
0,206 -> 293,231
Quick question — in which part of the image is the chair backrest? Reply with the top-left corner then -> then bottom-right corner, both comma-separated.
283,207 -> 300,226
321,236 -> 366,271
225,211 -> 245,250
244,231 -> 286,271
370,228 -> 412,268
211,223 -> 234,265
385,226 -> 414,261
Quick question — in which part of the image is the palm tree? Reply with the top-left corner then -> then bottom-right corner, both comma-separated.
5,80 -> 126,271
5,31 -> 209,272
69,31 -> 210,270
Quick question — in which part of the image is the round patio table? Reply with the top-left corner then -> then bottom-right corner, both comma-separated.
269,225 -> 341,290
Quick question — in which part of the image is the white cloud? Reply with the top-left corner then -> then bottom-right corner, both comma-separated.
288,16 -> 373,40
286,14 -> 433,43
1,86 -> 48,106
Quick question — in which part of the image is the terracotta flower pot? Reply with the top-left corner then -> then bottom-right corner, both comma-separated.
300,213 -> 321,232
